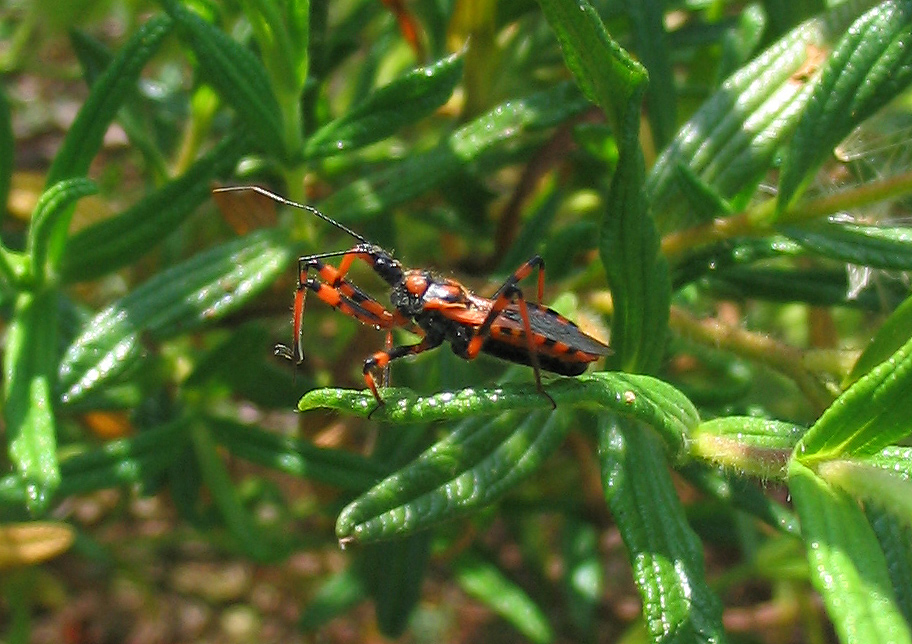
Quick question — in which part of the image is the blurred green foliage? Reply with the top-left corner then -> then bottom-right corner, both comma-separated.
1,0 -> 912,641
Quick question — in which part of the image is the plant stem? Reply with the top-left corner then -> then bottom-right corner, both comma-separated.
661,168 -> 912,259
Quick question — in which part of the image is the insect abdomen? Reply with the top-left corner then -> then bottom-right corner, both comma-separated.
480,338 -> 591,376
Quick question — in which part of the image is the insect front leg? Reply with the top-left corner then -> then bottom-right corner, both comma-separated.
362,334 -> 444,418
275,254 -> 406,365
466,256 -> 556,408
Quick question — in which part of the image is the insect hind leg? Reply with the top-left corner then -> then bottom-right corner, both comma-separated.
466,256 -> 556,409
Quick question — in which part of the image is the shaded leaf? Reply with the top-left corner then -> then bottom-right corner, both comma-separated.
3,289 -> 60,513
46,15 -> 173,185
779,0 -> 912,208
336,411 -> 570,544
304,52 -> 463,159
454,549 -> 554,644
59,229 -> 291,404
599,417 -> 728,644
789,460 -> 911,643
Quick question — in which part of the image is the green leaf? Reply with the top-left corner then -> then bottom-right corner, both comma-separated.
779,0 -> 912,208
317,82 -> 590,221
622,0 -> 676,147
866,504 -> 912,625
27,178 -> 97,285
160,0 -> 284,156
298,568 -> 366,631
56,418 -> 188,496
537,0 -> 647,127
845,293 -> 912,387
237,0 -> 309,95
646,0 -> 879,232
336,411 -> 571,544
304,52 -> 463,159
681,463 -> 800,535
61,132 -> 249,282
796,334 -> 912,461
672,163 -> 735,221
3,289 -> 60,513
69,29 -> 170,182
692,416 -> 806,479
538,0 -> 669,374
454,549 -> 554,644
300,372 -> 699,456
190,422 -> 274,562
783,221 -> 912,270
817,459 -> 912,532
599,417 -> 728,644
361,532 -> 433,638
208,416 -> 383,491
561,518 -> 603,634
59,229 -> 291,405
789,460 -> 911,644
857,446 -> 912,479
46,14 -> 173,185
708,266 -> 894,309
601,140 -> 670,374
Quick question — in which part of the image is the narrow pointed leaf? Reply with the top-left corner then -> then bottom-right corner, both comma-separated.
336,411 -> 570,544
538,0 -> 669,373
59,229 -> 291,405
190,422 -> 274,562
46,15 -> 173,185
789,460 -> 911,643
3,289 -> 60,513
361,532 -> 433,638
783,221 -> 912,270
27,178 -> 97,284
209,417 -> 383,490
646,0 -> 878,232
858,446 -> 912,478
599,417 -> 727,644
160,0 -> 284,155
692,416 -> 806,479
56,418 -> 188,496
779,0 -> 912,208
845,294 -> 912,386
300,372 -> 699,456
866,504 -> 912,624
61,132 -> 249,282
317,83 -> 590,222
622,0 -> 676,146
454,550 -> 554,644
796,334 -> 912,460
818,460 -> 912,531
304,53 -> 463,159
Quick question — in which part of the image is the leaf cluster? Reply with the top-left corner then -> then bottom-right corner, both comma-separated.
1,0 -> 912,642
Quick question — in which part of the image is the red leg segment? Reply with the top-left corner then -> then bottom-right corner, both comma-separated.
465,256 -> 555,408
279,250 -> 409,365
362,335 -> 444,416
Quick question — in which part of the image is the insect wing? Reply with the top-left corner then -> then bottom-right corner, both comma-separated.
496,305 -> 611,357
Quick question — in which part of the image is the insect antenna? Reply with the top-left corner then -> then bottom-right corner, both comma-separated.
213,185 -> 368,244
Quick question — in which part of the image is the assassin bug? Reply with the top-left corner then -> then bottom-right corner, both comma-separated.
215,186 -> 610,416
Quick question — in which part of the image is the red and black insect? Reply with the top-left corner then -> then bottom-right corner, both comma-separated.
217,186 -> 610,415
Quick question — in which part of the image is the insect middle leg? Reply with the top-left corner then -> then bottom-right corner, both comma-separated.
362,335 -> 444,417
465,256 -> 556,408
